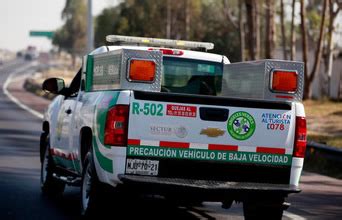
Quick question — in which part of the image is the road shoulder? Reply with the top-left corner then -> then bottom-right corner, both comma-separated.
6,73 -> 50,115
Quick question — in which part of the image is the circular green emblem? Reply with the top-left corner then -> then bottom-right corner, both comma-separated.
227,111 -> 256,140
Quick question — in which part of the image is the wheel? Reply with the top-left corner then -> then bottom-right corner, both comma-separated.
40,137 -> 65,196
243,196 -> 285,220
80,154 -> 103,217
40,132 -> 48,163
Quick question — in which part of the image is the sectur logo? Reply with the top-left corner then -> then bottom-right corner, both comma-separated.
227,111 -> 256,140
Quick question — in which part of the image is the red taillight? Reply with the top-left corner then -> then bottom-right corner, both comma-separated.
104,105 -> 129,146
271,70 -> 298,93
293,116 -> 307,158
148,48 -> 184,56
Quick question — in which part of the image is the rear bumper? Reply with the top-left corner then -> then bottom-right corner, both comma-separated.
118,174 -> 300,200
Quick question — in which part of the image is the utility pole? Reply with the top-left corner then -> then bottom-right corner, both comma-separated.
87,0 -> 94,52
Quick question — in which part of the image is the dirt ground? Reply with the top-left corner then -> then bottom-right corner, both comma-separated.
304,99 -> 342,147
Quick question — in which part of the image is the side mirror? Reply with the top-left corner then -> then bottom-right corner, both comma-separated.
42,78 -> 65,94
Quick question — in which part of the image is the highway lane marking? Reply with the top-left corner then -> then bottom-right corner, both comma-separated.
284,210 -> 307,220
2,62 -> 44,119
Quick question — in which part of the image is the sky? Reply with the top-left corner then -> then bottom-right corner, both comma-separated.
0,0 -> 340,52
0,0 -> 119,52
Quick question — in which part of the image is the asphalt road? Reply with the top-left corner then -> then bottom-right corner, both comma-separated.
0,59 -> 341,220
0,60 -> 80,220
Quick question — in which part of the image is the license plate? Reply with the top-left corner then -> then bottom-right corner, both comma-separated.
126,159 -> 159,176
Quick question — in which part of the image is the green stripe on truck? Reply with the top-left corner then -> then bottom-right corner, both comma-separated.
93,137 -> 113,173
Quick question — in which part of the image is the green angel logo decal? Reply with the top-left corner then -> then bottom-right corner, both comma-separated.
227,111 -> 256,140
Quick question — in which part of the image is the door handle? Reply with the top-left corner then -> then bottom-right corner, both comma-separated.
65,108 -> 72,114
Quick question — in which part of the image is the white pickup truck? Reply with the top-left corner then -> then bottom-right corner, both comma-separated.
40,35 -> 306,219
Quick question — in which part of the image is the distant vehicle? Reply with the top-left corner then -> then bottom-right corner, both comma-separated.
24,51 -> 38,61
24,46 -> 38,61
41,35 -> 307,219
16,51 -> 23,58
24,53 -> 33,61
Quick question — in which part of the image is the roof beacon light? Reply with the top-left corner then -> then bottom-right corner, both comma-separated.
271,70 -> 298,93
106,35 -> 214,51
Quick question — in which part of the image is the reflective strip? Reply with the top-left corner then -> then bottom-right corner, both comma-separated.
285,148 -> 293,155
159,141 -> 189,148
189,143 -> 208,150
256,147 -> 286,155
127,139 -> 141,145
208,144 -> 238,151
140,140 -> 159,147
238,146 -> 257,152
127,139 -> 287,155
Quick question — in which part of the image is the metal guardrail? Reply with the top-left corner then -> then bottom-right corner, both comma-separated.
306,141 -> 342,163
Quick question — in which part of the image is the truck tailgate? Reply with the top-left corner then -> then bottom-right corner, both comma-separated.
126,91 -> 295,184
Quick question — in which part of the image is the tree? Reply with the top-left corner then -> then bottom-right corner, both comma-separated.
301,0 -> 328,99
245,0 -> 260,60
265,0 -> 275,59
290,0 -> 296,60
325,0 -> 341,97
239,1 -> 246,61
184,0 -> 191,40
94,0 -> 242,62
223,0 -> 245,61
53,0 -> 87,66
166,0 -> 171,38
280,0 -> 287,59
95,7 -> 121,47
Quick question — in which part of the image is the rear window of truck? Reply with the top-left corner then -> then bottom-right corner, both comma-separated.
161,57 -> 223,96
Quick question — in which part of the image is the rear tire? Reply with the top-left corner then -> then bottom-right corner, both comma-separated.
80,154 -> 104,217
243,196 -> 284,220
40,137 -> 65,196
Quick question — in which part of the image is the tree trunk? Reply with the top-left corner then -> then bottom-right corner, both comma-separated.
239,1 -> 245,61
223,0 -> 238,29
223,0 -> 245,61
166,0 -> 171,38
245,0 -> 259,60
326,0 -> 340,97
280,0 -> 287,59
339,70 -> 342,100
300,0 -> 310,99
255,1 -> 260,59
302,0 -> 328,99
265,0 -> 275,59
71,53 -> 76,68
309,0 -> 327,83
184,0 -> 191,40
290,0 -> 296,60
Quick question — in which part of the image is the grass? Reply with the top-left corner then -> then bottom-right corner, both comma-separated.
304,99 -> 342,148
